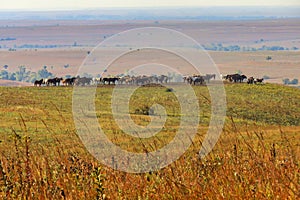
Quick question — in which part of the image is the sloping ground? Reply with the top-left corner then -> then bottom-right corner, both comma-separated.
225,83 -> 300,126
0,84 -> 299,199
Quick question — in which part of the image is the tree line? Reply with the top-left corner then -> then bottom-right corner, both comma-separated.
202,43 -> 299,52
0,66 -> 54,83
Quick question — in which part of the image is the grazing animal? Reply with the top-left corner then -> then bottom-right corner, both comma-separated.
225,74 -> 247,83
184,75 -> 205,85
74,77 -> 92,86
247,77 -> 264,84
183,76 -> 188,83
157,75 -> 169,84
135,76 -> 150,85
239,75 -> 247,82
43,79 -> 49,86
46,78 -> 54,86
46,77 -> 63,86
150,75 -> 159,84
247,77 -> 255,84
204,74 -> 216,83
54,77 -> 63,86
193,76 -> 205,85
102,77 -> 119,85
224,74 -> 233,81
255,78 -> 264,84
186,76 -> 193,84
34,79 -> 43,86
62,77 -> 76,86
92,77 -> 102,85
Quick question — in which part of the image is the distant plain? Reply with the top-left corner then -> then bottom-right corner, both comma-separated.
0,19 -> 299,85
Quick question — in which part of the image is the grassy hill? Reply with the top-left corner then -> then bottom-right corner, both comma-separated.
0,83 -> 299,199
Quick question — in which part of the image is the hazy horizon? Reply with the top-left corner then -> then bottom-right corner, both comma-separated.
0,5 -> 300,12
0,6 -> 299,21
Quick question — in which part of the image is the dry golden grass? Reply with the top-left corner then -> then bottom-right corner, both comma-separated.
0,84 -> 299,199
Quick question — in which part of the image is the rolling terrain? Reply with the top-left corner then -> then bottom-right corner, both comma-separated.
0,10 -> 299,199
0,83 -> 299,199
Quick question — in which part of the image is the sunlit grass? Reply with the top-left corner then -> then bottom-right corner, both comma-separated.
0,84 -> 299,199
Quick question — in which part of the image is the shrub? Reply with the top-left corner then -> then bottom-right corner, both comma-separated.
165,88 -> 174,92
64,64 -> 70,69
290,79 -> 299,85
266,56 -> 272,60
282,78 -> 290,85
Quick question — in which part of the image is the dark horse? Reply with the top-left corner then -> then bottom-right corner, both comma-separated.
226,74 -> 247,83
102,77 -> 119,85
255,78 -> 264,84
47,77 -> 63,86
193,76 -> 205,85
247,77 -> 255,84
62,77 -> 76,86
34,79 -> 43,86
248,77 -> 264,84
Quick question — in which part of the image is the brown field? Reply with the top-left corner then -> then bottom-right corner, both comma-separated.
0,49 -> 299,85
0,19 -> 299,46
0,18 -> 299,85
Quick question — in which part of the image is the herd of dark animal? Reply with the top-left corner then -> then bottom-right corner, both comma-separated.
223,73 -> 264,84
33,75 -> 169,86
183,74 -> 216,85
34,73 -> 263,87
34,77 -> 92,86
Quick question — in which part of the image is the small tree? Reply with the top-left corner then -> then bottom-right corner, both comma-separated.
282,78 -> 290,85
290,79 -> 298,85
266,56 -> 272,60
236,70 -> 242,75
38,66 -> 53,79
9,72 -> 16,81
15,66 -> 28,81
0,70 -> 9,79
3,65 -> 8,70
29,72 -> 38,83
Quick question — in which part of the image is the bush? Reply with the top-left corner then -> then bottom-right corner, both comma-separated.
282,78 -> 299,85
38,66 -> 53,79
290,79 -> 299,85
282,78 -> 290,85
165,88 -> 174,92
266,56 -> 272,60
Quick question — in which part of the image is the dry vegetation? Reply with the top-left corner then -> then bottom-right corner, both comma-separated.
0,83 -> 299,199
